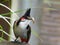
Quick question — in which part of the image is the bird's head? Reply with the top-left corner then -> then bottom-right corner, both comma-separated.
17,8 -> 35,26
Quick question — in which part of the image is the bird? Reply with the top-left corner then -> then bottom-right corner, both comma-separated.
13,8 -> 35,44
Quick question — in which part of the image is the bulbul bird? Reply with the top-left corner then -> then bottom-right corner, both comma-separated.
13,8 -> 35,44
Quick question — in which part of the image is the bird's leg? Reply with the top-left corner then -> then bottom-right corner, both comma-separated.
11,38 -> 18,43
14,37 -> 22,44
14,38 -> 18,42
14,37 -> 19,41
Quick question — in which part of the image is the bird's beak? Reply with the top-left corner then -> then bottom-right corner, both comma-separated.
27,17 -> 35,23
31,17 -> 35,23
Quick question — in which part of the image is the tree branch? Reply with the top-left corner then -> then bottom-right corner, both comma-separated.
0,41 -> 28,45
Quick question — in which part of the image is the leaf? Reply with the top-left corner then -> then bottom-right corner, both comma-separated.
0,25 -> 3,30
0,37 -> 6,42
1,0 -> 9,3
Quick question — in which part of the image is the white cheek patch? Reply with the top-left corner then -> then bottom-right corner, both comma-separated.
19,20 -> 31,29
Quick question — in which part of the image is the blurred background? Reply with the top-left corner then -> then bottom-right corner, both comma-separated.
0,0 -> 60,45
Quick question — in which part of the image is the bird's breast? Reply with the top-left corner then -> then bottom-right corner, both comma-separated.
19,20 -> 30,30
14,26 -> 27,38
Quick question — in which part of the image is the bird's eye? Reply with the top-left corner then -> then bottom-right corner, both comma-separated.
21,17 -> 25,22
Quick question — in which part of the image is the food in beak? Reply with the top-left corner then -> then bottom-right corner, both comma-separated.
27,17 -> 35,23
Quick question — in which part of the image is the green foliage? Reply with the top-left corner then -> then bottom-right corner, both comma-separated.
0,0 -> 9,3
0,9 -> 25,16
0,25 -> 6,42
0,25 -> 3,30
3,0 -> 8,2
0,25 -> 4,40
0,37 -> 5,42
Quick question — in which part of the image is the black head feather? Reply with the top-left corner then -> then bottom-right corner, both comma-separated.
24,8 -> 31,17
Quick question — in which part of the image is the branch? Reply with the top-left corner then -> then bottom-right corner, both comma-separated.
0,29 -> 15,40
0,41 -> 28,45
0,3 -> 19,18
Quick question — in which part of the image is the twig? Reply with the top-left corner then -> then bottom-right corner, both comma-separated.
0,15 -> 11,27
0,3 -> 19,18
0,29 -> 15,40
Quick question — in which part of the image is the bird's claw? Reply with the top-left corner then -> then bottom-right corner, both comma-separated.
11,40 -> 22,44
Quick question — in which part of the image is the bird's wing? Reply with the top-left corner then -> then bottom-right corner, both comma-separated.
26,25 -> 31,43
13,21 -> 18,38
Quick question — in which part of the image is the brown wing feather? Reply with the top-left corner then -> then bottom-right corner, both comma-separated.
13,21 -> 18,38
